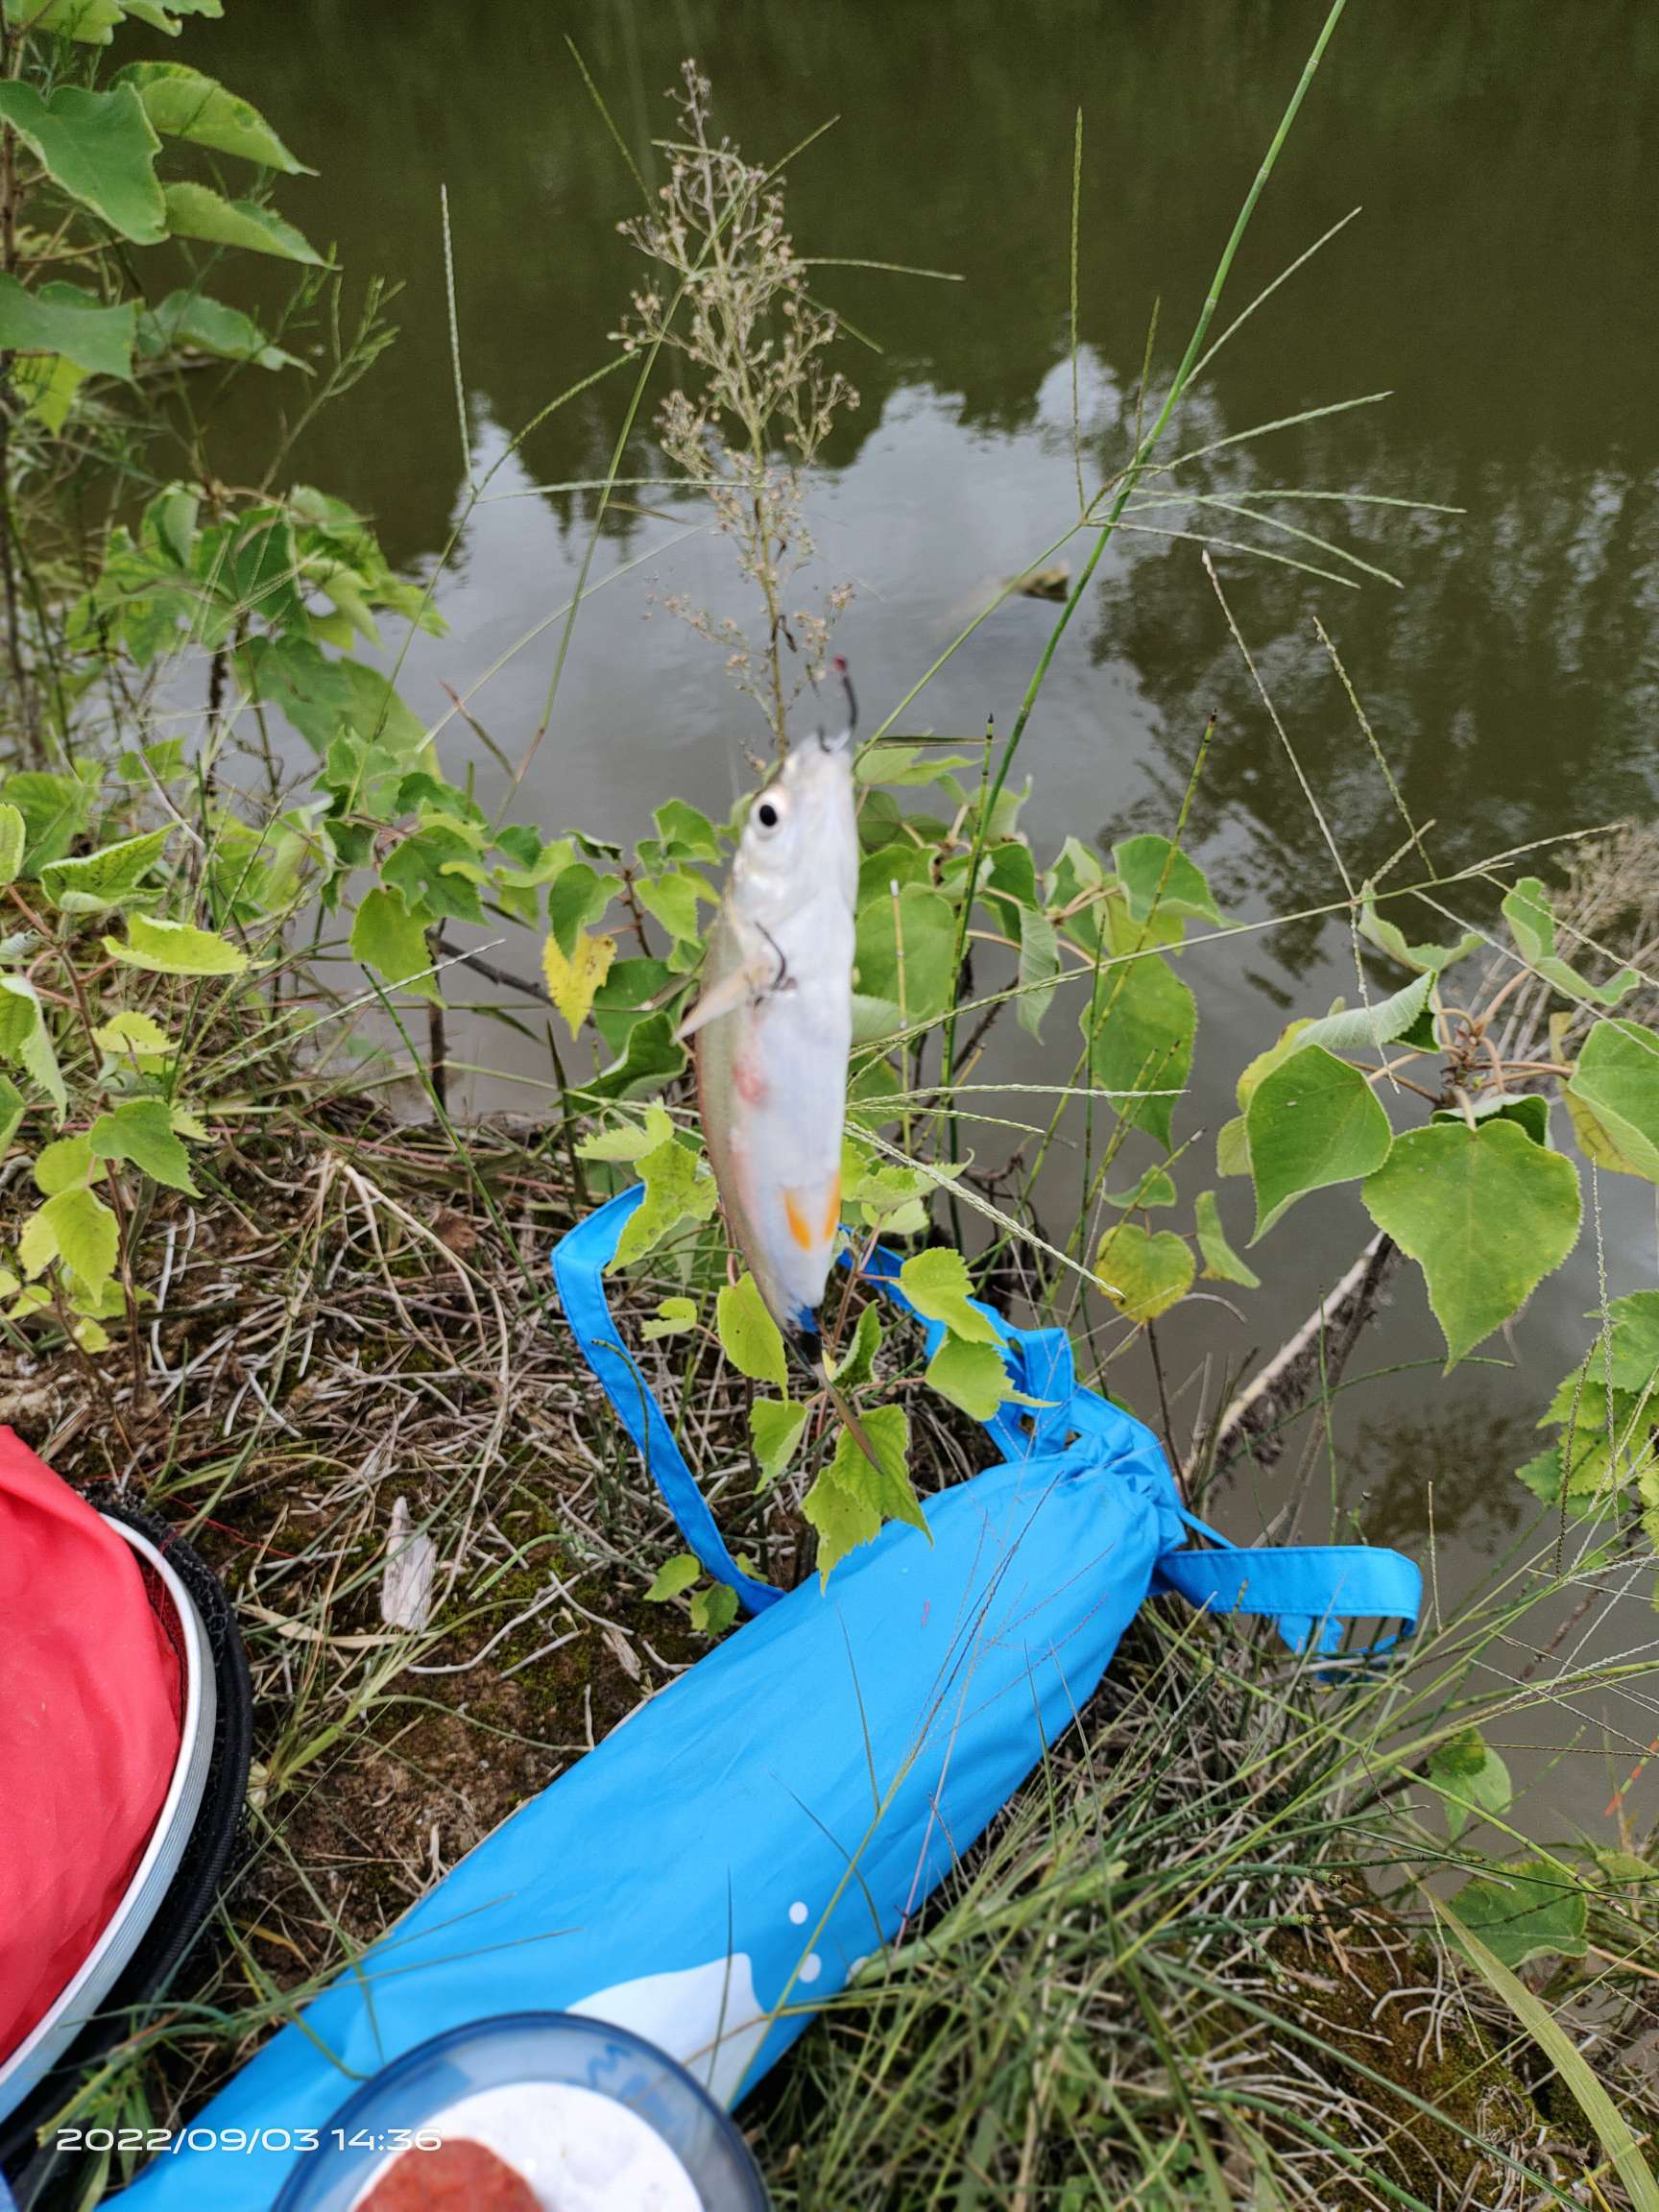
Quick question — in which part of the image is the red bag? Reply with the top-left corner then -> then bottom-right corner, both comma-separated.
0,1428 -> 183,2064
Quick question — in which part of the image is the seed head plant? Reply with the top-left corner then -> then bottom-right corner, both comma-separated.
617,62 -> 857,756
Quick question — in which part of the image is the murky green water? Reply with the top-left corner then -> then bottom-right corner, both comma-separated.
159,3 -> 1659,1666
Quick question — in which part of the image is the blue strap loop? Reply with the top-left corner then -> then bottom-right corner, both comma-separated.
551,1186 -> 783,1614
551,1190 -> 1420,1656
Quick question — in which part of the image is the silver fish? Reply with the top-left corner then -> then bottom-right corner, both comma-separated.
682,720 -> 857,1338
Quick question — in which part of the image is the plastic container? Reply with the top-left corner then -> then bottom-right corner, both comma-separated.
272,2012 -> 770,2212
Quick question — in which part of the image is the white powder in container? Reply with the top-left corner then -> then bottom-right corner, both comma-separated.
350,2080 -> 705,2212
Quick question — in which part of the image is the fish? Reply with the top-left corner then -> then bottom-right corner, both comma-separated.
681,702 -> 858,1343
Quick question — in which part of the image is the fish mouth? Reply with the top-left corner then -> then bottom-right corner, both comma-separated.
816,656 -> 856,752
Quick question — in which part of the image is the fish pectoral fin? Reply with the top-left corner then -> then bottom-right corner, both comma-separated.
676,965 -> 764,1043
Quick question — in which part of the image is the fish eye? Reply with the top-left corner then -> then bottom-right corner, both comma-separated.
755,795 -> 785,831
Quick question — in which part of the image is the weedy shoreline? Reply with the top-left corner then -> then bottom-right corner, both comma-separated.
6,1100 -> 1655,2210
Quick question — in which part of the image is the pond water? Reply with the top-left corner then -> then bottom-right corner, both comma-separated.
158,2 -> 1659,1798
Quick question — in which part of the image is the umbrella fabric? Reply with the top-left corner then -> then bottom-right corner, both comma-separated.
0,1429 -> 182,2066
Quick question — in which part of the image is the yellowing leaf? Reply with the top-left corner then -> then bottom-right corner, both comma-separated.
804,1403 -> 926,1581
1094,1222 -> 1194,1324
639,1294 -> 697,1342
104,913 -> 250,975
0,1074 -> 24,1156
0,802 -> 25,888
36,1184 -> 118,1299
643,1552 -> 701,1602
751,1397 -> 809,1489
610,1126 -> 717,1269
34,1133 -> 92,1195
541,926 -> 616,1039
926,1334 -> 1012,1419
897,1247 -> 1003,1347
91,1008 -> 172,1060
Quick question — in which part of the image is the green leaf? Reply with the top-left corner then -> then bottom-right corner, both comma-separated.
1362,1119 -> 1581,1366
898,1247 -> 1002,1348
636,868 -> 708,946
0,275 -> 134,379
546,862 -> 618,957
804,1404 -> 926,1581
856,742 -> 976,789
2,767 -> 98,873
91,1009 -> 172,1062
349,887 -> 435,1001
39,826 -> 169,913
1104,1166 -> 1178,1210
1503,877 -> 1639,1006
1445,1858 -> 1587,1971
1605,1292 -> 1659,1391
1247,1045 -> 1392,1239
650,799 -> 721,864
104,912 -> 251,976
0,804 -> 23,889
643,1552 -> 700,1603
1016,903 -> 1060,1040
14,350 -> 85,433
854,884 -> 958,1027
160,181 -> 324,265
112,61 -> 310,173
639,1294 -> 697,1342
0,82 -> 165,244
1566,1021 -> 1659,1182
576,1106 -> 670,1164
88,1096 -> 198,1194
0,1074 -> 24,1156
1194,1190 -> 1261,1287
1094,1222 -> 1195,1324
1081,951 -> 1195,1149
1112,833 -> 1221,926
688,1583 -> 740,1637
612,1129 -> 717,1269
585,1010 -> 687,1102
926,1334 -> 1012,1418
1427,1728 -> 1512,1842
1431,1093 -> 1551,1147
136,288 -> 301,372
39,1183 -> 119,1300
117,0 -> 226,32
0,975 -> 66,1118
1292,972 -> 1435,1058
34,1134 -> 92,1195
828,1302 -> 882,1391
1216,1114 -> 1250,1179
716,1271 -> 789,1389
1358,884 -> 1481,976
2,0 -> 125,39
751,1397 -> 809,1489
240,637 -> 425,757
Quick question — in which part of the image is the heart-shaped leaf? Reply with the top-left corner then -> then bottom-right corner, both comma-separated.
1094,1221 -> 1194,1323
1362,1118 -> 1581,1366
1248,1045 -> 1392,1238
